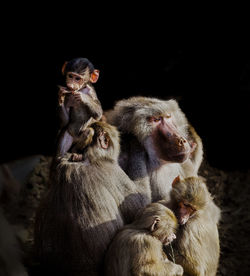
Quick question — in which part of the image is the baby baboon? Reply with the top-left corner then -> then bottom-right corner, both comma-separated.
106,96 -> 203,202
35,121 -> 148,276
105,202 -> 183,276
169,176 -> 220,276
57,57 -> 103,156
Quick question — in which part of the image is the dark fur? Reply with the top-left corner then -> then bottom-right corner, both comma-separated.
0,166 -> 28,276
64,57 -> 95,75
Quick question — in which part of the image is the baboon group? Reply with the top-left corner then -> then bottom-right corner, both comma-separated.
0,57 -> 221,276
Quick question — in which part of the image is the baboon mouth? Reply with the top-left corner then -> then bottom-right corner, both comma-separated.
171,152 -> 189,162
174,151 -> 189,156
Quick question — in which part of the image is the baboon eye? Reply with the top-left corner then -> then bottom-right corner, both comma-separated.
180,202 -> 189,208
68,74 -> 73,79
75,77 -> 81,81
183,203 -> 195,212
152,116 -> 162,122
147,116 -> 163,123
153,117 -> 161,122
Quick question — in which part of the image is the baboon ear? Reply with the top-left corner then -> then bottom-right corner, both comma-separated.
99,131 -> 110,149
150,216 -> 160,232
90,69 -> 100,83
172,175 -> 180,187
190,141 -> 197,154
62,61 -> 68,75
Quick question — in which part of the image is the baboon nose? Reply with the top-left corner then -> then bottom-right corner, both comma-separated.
178,137 -> 187,146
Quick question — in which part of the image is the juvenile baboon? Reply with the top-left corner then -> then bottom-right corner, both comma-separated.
105,202 -> 183,276
35,121 -> 148,276
106,96 -> 203,202
57,57 -> 103,156
169,176 -> 220,276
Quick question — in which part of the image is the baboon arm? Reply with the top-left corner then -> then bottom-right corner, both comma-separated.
208,201 -> 221,225
187,124 -> 203,173
81,89 -> 103,120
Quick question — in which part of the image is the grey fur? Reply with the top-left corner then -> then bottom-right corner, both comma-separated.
35,122 -> 148,276
106,96 -> 203,202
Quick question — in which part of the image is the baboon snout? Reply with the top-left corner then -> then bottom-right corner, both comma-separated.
178,137 -> 187,146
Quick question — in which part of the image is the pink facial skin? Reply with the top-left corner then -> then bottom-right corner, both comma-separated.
178,202 -> 196,225
149,115 -> 192,163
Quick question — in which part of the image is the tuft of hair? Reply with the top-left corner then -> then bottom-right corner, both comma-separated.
65,57 -> 95,75
171,177 -> 210,210
107,96 -> 188,142
131,202 -> 178,237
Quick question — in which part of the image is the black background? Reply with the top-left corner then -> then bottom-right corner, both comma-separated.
0,21 -> 249,172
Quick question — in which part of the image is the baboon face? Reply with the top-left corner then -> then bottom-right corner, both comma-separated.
171,176 -> 209,225
66,71 -> 87,91
176,201 -> 197,225
109,97 -> 194,164
148,114 -> 192,163
62,58 -> 100,91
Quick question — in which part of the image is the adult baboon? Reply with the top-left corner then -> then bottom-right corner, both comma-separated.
106,96 -> 203,202
35,121 -> 148,276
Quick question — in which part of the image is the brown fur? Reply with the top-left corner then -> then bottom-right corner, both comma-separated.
169,177 -> 220,276
105,202 -> 183,276
105,96 -> 203,202
35,121 -> 148,276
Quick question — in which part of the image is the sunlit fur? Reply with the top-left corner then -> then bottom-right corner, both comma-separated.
186,125 -> 203,173
35,121 -> 148,276
171,177 -> 210,211
106,96 -> 203,202
107,97 -> 188,142
105,203 -> 183,276
61,122 -> 121,178
84,121 -> 120,164
170,177 -> 220,276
